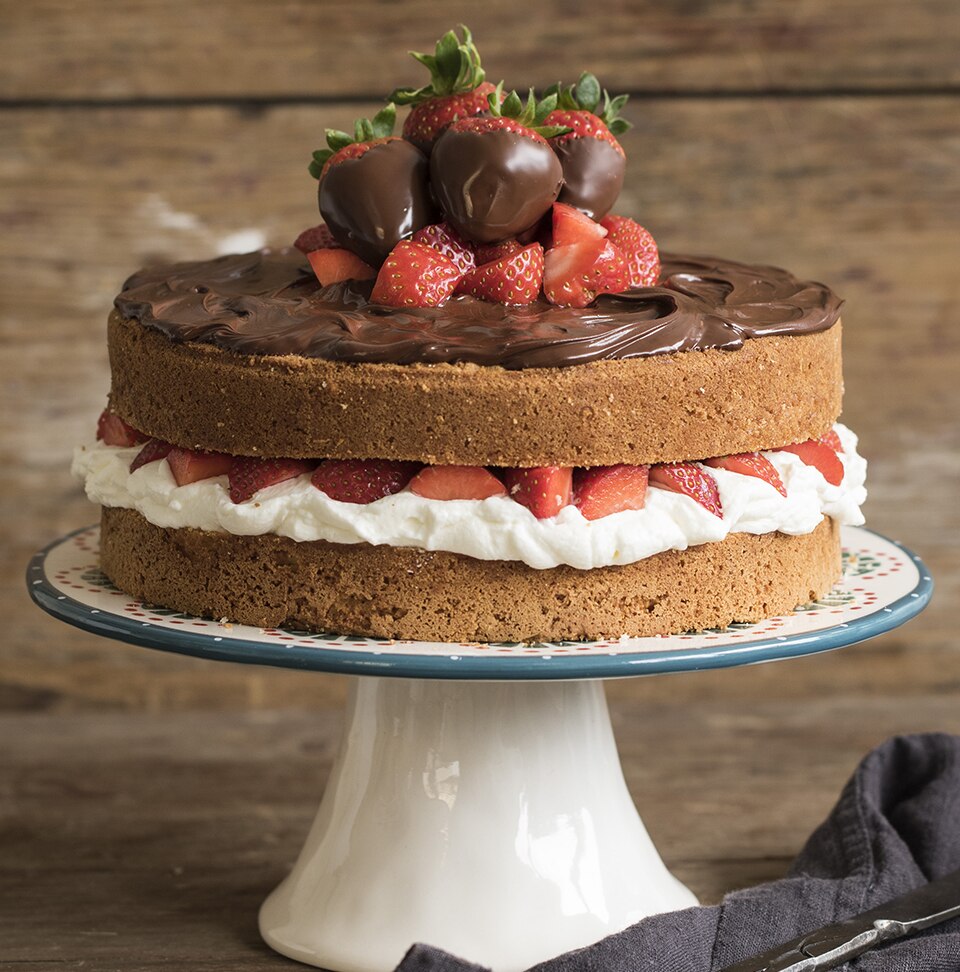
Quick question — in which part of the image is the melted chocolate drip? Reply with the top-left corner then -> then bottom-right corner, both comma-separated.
115,249 -> 842,370
553,138 -> 625,221
319,140 -> 437,265
429,129 -> 563,243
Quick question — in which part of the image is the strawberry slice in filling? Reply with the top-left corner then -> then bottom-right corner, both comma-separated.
703,453 -> 786,497
776,439 -> 844,487
648,462 -> 723,518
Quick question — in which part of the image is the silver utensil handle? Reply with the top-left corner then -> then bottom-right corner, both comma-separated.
718,869 -> 960,972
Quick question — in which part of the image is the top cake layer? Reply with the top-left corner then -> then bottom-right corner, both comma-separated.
115,250 -> 841,369
109,249 -> 843,465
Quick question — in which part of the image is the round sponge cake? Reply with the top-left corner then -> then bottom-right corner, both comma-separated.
82,248 -> 852,641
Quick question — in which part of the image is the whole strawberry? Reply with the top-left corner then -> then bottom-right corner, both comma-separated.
309,104 -> 437,266
390,25 -> 500,155
544,73 -> 630,221
430,86 -> 568,244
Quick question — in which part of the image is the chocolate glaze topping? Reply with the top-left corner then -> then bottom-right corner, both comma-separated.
116,249 -> 842,370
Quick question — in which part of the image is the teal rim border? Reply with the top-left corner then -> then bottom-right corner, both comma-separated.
27,525 -> 933,681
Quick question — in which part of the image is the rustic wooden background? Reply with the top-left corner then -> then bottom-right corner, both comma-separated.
2,1 -> 959,968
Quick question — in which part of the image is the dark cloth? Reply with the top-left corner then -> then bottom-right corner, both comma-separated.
395,734 -> 960,972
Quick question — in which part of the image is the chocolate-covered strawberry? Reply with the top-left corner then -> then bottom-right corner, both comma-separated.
309,104 -> 437,266
390,25 -> 500,155
429,86 -> 568,244
544,73 -> 630,221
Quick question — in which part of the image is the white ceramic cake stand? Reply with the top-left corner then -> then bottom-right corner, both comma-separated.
28,525 -> 932,972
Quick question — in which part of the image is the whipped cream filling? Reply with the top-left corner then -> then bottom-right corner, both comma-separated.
72,425 -> 866,570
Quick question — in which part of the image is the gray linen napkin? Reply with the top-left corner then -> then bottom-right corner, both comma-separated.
395,733 -> 960,971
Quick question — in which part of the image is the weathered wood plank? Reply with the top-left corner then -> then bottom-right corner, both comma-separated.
2,0 -> 959,101
1,94 -> 958,709
1,698 -> 958,966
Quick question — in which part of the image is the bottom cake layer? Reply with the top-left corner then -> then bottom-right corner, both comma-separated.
100,507 -> 842,642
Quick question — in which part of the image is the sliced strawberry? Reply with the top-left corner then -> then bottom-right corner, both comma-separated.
307,248 -> 376,286
703,452 -> 786,497
501,466 -> 573,519
543,239 -> 604,303
599,215 -> 660,287
473,239 -> 523,266
777,440 -> 844,487
228,457 -> 316,504
458,243 -> 544,305
96,410 -> 149,448
312,459 -> 421,504
411,222 -> 476,275
593,242 -> 629,292
166,448 -> 233,487
370,240 -> 461,308
551,202 -> 608,247
649,463 -> 723,518
543,239 -> 628,307
408,465 -> 507,501
294,223 -> 337,254
130,438 -> 174,472
818,429 -> 843,453
573,464 -> 649,520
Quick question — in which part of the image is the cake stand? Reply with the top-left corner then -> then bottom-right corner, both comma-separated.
28,524 -> 932,972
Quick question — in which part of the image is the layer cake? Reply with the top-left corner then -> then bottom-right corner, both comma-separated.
73,28 -> 866,642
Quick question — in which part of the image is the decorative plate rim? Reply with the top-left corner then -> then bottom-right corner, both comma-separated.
27,525 -> 933,681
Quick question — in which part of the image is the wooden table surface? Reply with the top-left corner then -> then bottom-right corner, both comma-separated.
2,1 -> 959,968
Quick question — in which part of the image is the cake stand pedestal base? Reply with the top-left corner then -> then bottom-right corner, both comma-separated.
259,676 -> 697,972
30,525 -> 933,971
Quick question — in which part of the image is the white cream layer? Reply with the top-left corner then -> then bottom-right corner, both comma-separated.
73,424 -> 866,570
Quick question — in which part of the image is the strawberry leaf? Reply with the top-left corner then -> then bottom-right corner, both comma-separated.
308,149 -> 333,178
411,51 -> 436,73
538,124 -> 575,139
370,103 -> 396,139
389,24 -> 487,104
575,72 -> 601,113
489,84 -> 571,137
354,118 -> 372,142
326,129 -> 354,151
392,83 -> 430,105
550,73 -> 632,133
608,93 -> 629,116
500,88 -> 524,118
435,30 -> 462,82
308,107 -> 397,178
533,91 -> 559,125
